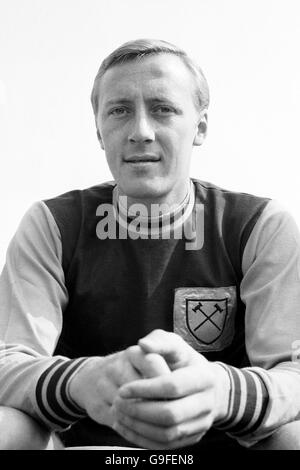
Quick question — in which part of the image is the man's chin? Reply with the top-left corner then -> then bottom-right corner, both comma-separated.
117,181 -> 168,203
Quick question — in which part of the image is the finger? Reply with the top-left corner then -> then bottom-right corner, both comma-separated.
116,410 -> 212,444
115,391 -> 213,427
113,420 -> 204,450
119,365 -> 213,399
142,353 -> 171,377
112,356 -> 142,387
127,346 -> 171,378
138,330 -> 191,369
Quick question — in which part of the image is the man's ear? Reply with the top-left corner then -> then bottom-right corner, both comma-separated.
97,129 -> 105,150
193,111 -> 208,146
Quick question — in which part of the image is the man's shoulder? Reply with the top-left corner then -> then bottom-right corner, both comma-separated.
44,180 -> 116,208
192,178 -> 270,205
43,181 -> 116,231
192,179 -> 273,267
192,179 -> 271,246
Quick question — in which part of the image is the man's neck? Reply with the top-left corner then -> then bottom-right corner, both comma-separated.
112,180 -> 195,239
114,180 -> 192,218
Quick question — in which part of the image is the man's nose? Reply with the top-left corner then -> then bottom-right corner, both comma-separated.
128,112 -> 155,143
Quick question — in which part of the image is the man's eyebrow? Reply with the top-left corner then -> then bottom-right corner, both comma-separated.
104,97 -> 180,107
104,98 -> 133,107
148,97 -> 179,105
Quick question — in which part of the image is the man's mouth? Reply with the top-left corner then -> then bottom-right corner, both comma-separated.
125,154 -> 161,163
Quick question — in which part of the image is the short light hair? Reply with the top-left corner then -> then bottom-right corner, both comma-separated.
91,38 -> 209,116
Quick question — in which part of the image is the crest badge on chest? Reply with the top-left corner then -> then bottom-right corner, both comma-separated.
174,286 -> 237,352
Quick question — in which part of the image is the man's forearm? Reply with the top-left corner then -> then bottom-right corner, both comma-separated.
35,357 -> 89,428
214,362 -> 300,447
214,363 -> 269,437
0,344 -> 88,430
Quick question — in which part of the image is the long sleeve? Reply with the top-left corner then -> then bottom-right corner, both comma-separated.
217,200 -> 300,446
0,202 -> 87,429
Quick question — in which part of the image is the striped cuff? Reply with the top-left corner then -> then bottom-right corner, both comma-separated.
35,357 -> 89,429
214,363 -> 269,437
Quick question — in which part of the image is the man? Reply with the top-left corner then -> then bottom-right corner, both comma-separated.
1,39 -> 300,450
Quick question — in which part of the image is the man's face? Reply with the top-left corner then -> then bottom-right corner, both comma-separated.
95,53 -> 207,206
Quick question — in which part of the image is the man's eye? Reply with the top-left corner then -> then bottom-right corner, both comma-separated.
154,106 -> 175,115
110,107 -> 128,116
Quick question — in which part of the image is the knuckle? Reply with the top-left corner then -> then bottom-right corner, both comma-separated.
162,406 -> 180,426
105,362 -> 115,378
126,345 -> 136,355
151,328 -> 167,340
126,345 -> 141,360
170,331 -> 185,345
164,380 -> 182,398
124,346 -> 134,359
162,426 -> 181,443
170,425 -> 187,442
145,353 -> 160,367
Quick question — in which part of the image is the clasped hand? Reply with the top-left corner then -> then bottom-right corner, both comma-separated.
69,329 -> 228,449
112,330 -> 227,449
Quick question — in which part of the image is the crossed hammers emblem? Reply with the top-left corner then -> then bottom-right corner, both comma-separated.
192,302 -> 224,332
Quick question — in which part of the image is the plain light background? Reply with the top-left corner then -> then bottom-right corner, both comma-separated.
0,0 -> 300,270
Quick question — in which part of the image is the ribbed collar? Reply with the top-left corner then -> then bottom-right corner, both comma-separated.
112,180 -> 195,237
